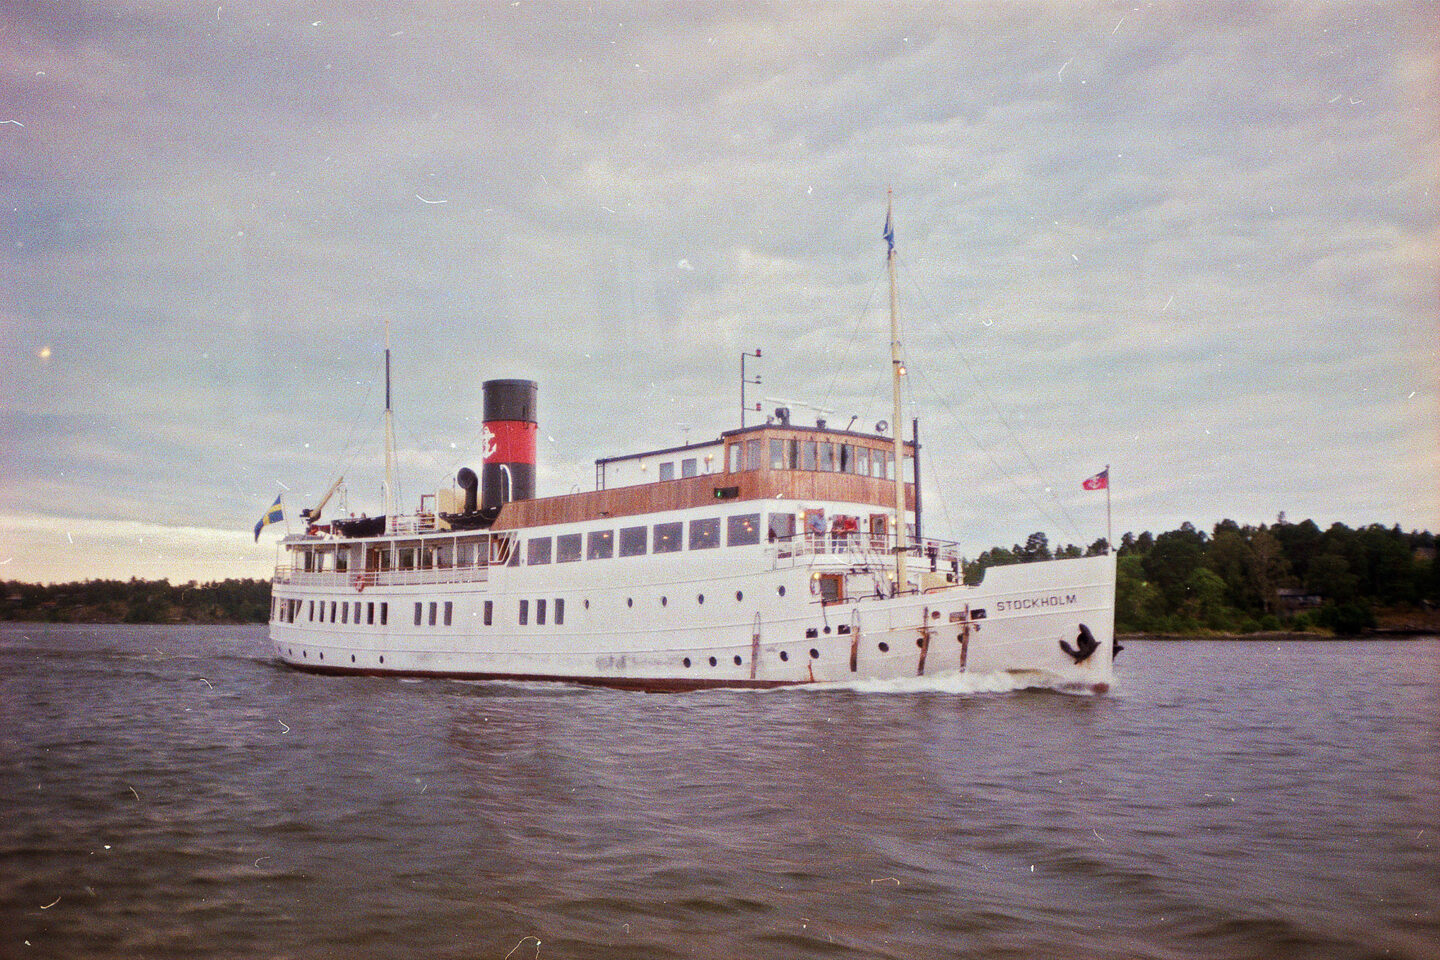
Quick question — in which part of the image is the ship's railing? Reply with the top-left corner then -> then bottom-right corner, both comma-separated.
273,565 -> 489,589
767,532 -> 961,567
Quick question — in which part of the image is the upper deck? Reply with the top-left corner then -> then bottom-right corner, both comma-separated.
495,424 -> 915,530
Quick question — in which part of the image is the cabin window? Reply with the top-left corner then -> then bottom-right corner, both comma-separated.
727,513 -> 761,547
340,602 -> 348,624
619,525 -> 647,557
336,552 -> 349,573
527,537 -> 552,565
519,599 -> 529,625
483,600 -> 493,626
801,441 -> 817,471
659,461 -> 675,481
413,602 -> 422,626
536,598 -> 547,626
689,517 -> 721,550
443,601 -> 452,626
367,602 -> 375,625
556,533 -> 582,563
746,439 -> 762,471
682,457 -> 698,478
380,602 -> 388,625
555,598 -> 565,625
818,442 -> 834,472
770,439 -> 785,469
307,600 -> 314,621
428,602 -> 437,626
329,601 -> 336,622
653,521 -> 683,553
587,530 -> 614,560
399,547 -> 416,569
768,512 -> 796,544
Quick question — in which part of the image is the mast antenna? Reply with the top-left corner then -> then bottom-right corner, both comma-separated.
383,319 -> 397,532
886,189 -> 908,593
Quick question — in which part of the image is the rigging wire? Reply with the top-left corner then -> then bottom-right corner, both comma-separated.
896,257 -> 1087,544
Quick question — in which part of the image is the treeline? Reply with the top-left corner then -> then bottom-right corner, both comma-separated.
966,518 -> 1440,635
1,578 -> 271,624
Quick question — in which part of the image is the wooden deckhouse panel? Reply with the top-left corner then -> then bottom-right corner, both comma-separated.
494,469 -> 915,530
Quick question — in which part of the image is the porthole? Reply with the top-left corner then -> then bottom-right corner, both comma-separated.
627,597 -> 634,608
301,650 -> 307,658
351,654 -> 356,663
736,591 -> 743,602
698,594 -> 705,605
916,637 -> 925,647
823,626 -> 831,635
778,585 -> 786,597
584,599 -> 590,609
878,641 -> 890,653
318,652 -> 323,660
780,650 -> 790,662
661,596 -> 668,606
379,656 -> 385,664
708,656 -> 718,667
683,657 -> 692,668
809,648 -> 820,659
733,655 -> 743,666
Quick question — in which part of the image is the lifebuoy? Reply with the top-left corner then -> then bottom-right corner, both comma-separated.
351,574 -> 365,593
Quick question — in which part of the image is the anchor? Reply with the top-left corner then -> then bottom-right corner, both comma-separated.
1059,623 -> 1100,664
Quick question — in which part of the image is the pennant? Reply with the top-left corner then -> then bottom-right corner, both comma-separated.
254,495 -> 284,541
883,209 -> 895,254
1082,469 -> 1109,491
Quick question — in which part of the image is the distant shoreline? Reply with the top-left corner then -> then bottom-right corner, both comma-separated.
1122,629 -> 1439,642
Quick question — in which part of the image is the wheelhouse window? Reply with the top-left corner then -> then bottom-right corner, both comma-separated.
801,441 -> 817,471
818,442 -> 834,472
556,533 -> 582,563
681,457 -> 698,478
689,517 -> 721,550
746,439 -> 762,470
527,537 -> 552,565
619,525 -> 647,557
727,513 -> 761,546
587,530 -> 614,560
653,521 -> 683,553
856,446 -> 871,476
770,439 -> 786,469
659,461 -> 675,481
728,444 -> 742,473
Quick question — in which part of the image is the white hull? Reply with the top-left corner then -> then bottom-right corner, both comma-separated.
269,534 -> 1116,693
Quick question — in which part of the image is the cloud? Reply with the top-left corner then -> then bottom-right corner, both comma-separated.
0,1 -> 1435,582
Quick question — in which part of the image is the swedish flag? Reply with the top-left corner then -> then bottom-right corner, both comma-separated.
254,495 -> 284,541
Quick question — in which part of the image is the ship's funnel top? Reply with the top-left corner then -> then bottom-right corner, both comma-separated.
481,379 -> 537,508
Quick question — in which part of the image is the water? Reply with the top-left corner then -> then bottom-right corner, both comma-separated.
2,624 -> 1436,960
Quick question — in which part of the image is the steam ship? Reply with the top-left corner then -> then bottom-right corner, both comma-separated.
265,208 -> 1118,691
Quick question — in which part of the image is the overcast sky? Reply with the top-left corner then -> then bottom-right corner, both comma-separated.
2,1 -> 1436,584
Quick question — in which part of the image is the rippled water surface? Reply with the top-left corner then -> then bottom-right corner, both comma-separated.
2,624 -> 1436,959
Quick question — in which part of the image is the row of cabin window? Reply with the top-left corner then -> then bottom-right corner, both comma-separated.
524,513 -> 766,565
412,601 -> 455,627
516,597 -> 564,626
271,598 -> 392,626
729,438 -> 898,477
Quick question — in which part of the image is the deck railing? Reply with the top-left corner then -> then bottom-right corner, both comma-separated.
273,565 -> 489,589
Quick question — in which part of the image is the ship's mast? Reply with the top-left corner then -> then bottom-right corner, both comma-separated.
886,190 -> 908,593
383,319 -> 397,533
